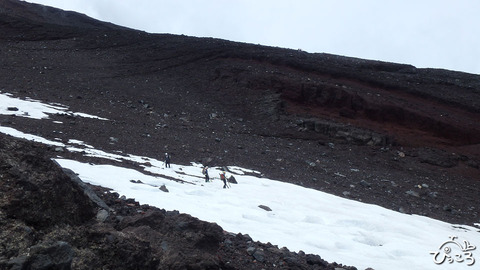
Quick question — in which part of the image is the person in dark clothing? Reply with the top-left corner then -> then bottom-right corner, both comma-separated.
164,153 -> 171,168
220,170 -> 227,188
202,166 -> 209,182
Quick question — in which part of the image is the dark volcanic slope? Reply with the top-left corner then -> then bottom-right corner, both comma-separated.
1,0 -> 480,256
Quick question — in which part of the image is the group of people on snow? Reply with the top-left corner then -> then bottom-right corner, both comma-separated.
202,166 -> 229,188
164,153 -> 230,188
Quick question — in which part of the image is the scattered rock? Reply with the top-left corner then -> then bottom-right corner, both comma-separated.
258,205 -> 272,211
300,119 -> 391,146
406,190 -> 420,198
96,209 -> 109,222
12,241 -> 75,270
159,185 -> 169,192
61,167 -> 111,211
466,159 -> 479,169
360,180 -> 372,188
284,256 -> 300,267
161,241 -> 169,251
130,179 -> 143,184
419,149 -> 458,168
305,254 -> 327,266
307,161 -> 316,167
252,248 -> 265,262
228,175 -> 237,184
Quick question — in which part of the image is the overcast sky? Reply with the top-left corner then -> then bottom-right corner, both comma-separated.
25,0 -> 480,75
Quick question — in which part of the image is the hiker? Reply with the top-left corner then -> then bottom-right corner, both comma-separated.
202,166 -> 209,182
164,153 -> 171,168
219,170 -> 227,188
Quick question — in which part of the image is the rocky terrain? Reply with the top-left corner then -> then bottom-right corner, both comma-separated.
0,0 -> 479,269
0,134 -> 353,269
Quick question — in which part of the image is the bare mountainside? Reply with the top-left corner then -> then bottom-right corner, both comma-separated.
0,0 -> 479,269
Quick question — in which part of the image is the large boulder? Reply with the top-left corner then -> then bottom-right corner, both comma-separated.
0,134 -> 96,229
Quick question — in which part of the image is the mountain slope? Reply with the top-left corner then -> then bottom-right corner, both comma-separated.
0,0 -> 479,268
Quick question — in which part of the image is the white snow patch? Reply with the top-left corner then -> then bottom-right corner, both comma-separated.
0,126 -> 65,147
0,92 -> 108,120
53,157 -> 480,270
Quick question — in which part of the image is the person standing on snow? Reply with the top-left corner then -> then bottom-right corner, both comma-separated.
165,153 -> 171,168
219,170 -> 228,188
202,166 -> 210,182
